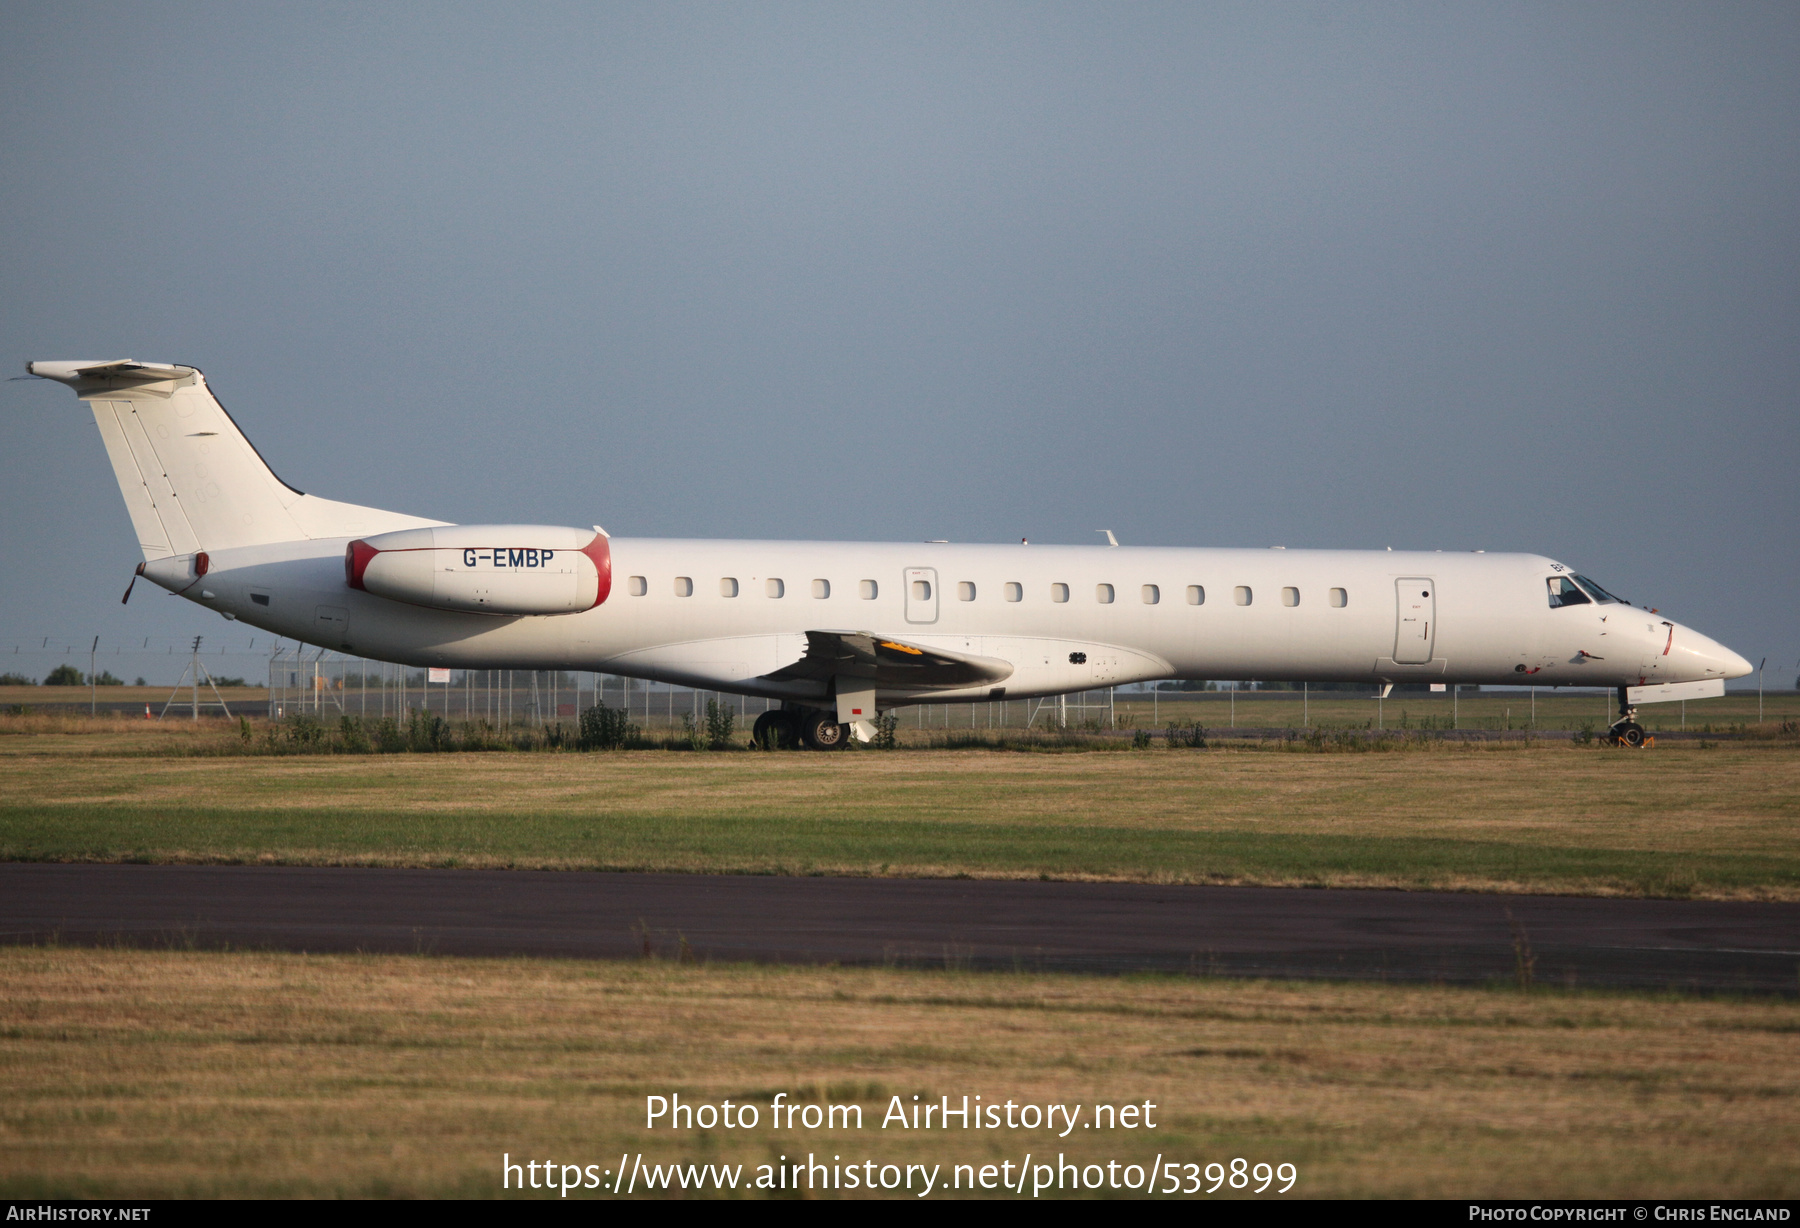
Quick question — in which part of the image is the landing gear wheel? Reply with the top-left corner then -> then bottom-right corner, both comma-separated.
752,711 -> 800,750
799,711 -> 851,750
1614,721 -> 1646,748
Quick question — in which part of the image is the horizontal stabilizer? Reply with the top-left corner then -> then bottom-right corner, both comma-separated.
29,360 -> 198,386
761,630 -> 1013,691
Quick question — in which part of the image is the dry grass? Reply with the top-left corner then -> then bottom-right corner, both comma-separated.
0,947 -> 1794,1198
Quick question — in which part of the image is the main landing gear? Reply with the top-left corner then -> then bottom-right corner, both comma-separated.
1607,685 -> 1648,748
752,707 -> 851,751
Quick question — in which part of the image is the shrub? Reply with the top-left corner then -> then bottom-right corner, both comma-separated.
1163,720 -> 1207,749
283,714 -> 326,748
373,717 -> 407,754
42,664 -> 84,686
578,703 -> 636,750
705,699 -> 736,749
338,715 -> 370,753
1131,728 -> 1152,749
0,673 -> 35,686
873,712 -> 900,750
406,709 -> 449,752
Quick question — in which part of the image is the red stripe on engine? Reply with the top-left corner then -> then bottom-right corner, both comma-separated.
345,540 -> 380,590
581,533 -> 612,609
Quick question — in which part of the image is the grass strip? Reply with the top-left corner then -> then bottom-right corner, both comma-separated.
4,803 -> 1796,898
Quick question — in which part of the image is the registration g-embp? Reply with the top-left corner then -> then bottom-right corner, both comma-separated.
461,548 -> 557,568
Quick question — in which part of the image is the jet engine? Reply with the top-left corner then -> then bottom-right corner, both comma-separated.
346,525 -> 611,615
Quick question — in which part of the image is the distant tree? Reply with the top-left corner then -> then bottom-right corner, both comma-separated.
42,664 -> 84,686
133,677 -> 147,687
93,671 -> 123,686
0,672 -> 35,686
212,677 -> 247,688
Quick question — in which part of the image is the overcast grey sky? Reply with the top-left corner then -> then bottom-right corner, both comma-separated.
2,2 -> 1795,685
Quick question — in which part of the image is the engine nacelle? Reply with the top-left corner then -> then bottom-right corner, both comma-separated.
346,525 -> 611,616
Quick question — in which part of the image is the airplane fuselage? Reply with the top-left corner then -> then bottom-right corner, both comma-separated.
152,536 -> 1746,707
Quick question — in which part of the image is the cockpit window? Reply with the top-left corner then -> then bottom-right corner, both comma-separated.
1547,577 -> 1590,608
1571,575 -> 1624,604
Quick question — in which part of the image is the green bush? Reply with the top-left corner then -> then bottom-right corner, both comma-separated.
284,715 -> 326,748
406,709 -> 450,752
1163,720 -> 1207,749
0,673 -> 35,686
578,703 -> 636,750
42,664 -> 84,686
704,699 -> 735,749
338,715 -> 370,753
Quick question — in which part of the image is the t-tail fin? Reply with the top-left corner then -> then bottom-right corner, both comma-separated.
29,360 -> 442,559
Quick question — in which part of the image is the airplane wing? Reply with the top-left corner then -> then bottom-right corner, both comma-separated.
759,630 -> 1013,690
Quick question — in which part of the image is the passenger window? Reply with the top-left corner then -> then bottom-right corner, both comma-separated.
1187,585 -> 1204,606
1142,584 -> 1159,604
812,578 -> 830,599
1004,582 -> 1022,602
958,581 -> 976,601
720,578 -> 739,597
1282,587 -> 1299,607
766,578 -> 784,598
1096,583 -> 1114,604
1329,587 -> 1347,608
1051,583 -> 1069,603
1235,586 -> 1252,606
860,579 -> 878,600
674,577 -> 693,597
628,576 -> 647,597
912,579 -> 932,601
1547,577 -> 1590,608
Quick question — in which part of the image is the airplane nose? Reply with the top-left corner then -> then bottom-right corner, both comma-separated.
1721,646 -> 1755,679
1667,626 -> 1755,681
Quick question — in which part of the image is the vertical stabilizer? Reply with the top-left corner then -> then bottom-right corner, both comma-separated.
29,360 -> 443,558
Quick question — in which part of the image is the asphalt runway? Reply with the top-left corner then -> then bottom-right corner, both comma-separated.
3,863 -> 1797,992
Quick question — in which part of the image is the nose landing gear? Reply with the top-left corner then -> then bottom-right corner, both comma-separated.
1606,686 -> 1649,748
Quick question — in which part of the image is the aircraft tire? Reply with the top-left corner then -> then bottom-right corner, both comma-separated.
1617,721 -> 1646,748
752,710 -> 800,750
799,711 -> 850,751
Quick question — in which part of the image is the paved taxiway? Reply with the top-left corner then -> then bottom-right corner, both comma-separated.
3,864 -> 1796,992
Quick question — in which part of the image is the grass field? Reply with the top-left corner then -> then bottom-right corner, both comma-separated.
1,948 -> 1795,1199
2,717 -> 1796,899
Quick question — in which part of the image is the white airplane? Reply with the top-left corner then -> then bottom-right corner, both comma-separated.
29,359 -> 1753,749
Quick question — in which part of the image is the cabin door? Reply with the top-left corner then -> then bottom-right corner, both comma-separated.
1394,579 -> 1435,664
